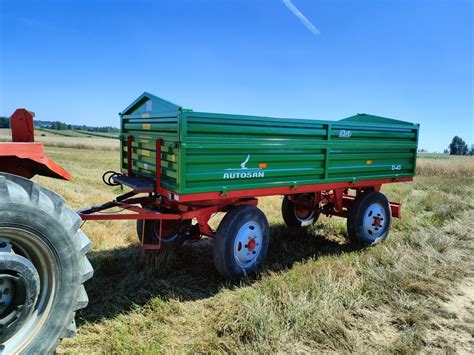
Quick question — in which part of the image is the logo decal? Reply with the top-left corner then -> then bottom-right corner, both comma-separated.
339,129 -> 352,138
240,154 -> 250,169
223,154 -> 265,179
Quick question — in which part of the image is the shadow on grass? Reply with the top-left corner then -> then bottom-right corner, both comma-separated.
77,223 -> 362,325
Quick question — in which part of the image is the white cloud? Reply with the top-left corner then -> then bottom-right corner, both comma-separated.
282,0 -> 320,35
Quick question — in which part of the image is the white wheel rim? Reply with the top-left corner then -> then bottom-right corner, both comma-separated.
233,221 -> 262,267
293,195 -> 316,225
295,209 -> 316,223
362,202 -> 387,240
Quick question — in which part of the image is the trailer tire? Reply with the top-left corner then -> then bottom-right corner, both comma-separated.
213,205 -> 269,280
136,219 -> 189,249
282,194 -> 320,228
0,173 -> 93,354
347,191 -> 391,246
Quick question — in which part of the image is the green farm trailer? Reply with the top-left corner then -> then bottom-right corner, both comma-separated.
80,92 -> 419,279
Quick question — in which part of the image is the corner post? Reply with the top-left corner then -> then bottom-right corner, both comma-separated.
127,135 -> 133,176
155,138 -> 163,194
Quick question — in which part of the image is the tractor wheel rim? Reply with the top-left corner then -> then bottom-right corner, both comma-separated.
0,276 -> 15,317
0,256 -> 40,342
362,202 -> 387,240
0,228 -> 57,352
233,221 -> 263,268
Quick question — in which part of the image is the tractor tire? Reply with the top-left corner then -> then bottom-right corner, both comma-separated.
282,194 -> 320,228
0,173 -> 93,353
347,191 -> 392,246
213,205 -> 269,280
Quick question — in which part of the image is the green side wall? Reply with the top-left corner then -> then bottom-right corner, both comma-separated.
121,106 -> 419,195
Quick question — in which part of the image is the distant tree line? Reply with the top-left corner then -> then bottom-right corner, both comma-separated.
51,121 -> 69,130
46,121 -> 120,133
448,136 -> 473,156
0,116 -> 9,128
0,116 -> 119,133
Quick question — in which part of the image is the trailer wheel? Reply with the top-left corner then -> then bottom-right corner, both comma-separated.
0,173 -> 92,353
347,191 -> 391,245
136,219 -> 189,248
282,194 -> 320,228
213,205 -> 269,280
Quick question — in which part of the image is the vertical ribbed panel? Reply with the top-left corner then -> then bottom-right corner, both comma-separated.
121,114 -> 179,191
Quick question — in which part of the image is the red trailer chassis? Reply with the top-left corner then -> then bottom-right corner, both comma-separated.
78,138 -> 408,250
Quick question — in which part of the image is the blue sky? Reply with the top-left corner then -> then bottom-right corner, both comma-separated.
0,0 -> 472,152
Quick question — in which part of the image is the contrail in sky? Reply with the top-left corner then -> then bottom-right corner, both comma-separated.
282,0 -> 320,35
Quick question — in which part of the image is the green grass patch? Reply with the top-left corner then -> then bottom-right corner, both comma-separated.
75,130 -> 119,139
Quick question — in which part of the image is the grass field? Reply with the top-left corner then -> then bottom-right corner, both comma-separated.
37,128 -> 93,138
0,128 -> 119,151
37,128 -> 119,139
75,130 -> 119,139
26,144 -> 474,353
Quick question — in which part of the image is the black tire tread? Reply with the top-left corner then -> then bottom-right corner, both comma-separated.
213,207 -> 244,279
61,318 -> 77,339
213,205 -> 269,280
347,191 -> 391,246
281,195 -> 300,228
0,173 -> 93,351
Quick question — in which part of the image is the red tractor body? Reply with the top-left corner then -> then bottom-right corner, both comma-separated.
0,109 -> 71,180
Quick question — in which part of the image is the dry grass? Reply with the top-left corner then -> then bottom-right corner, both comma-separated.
417,156 -> 474,177
0,128 -> 119,151
23,143 -> 474,353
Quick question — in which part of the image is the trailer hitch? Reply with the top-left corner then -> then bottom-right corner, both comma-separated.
79,191 -> 138,215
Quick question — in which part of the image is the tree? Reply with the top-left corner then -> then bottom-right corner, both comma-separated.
0,116 -> 9,128
448,136 -> 469,155
51,121 -> 68,130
